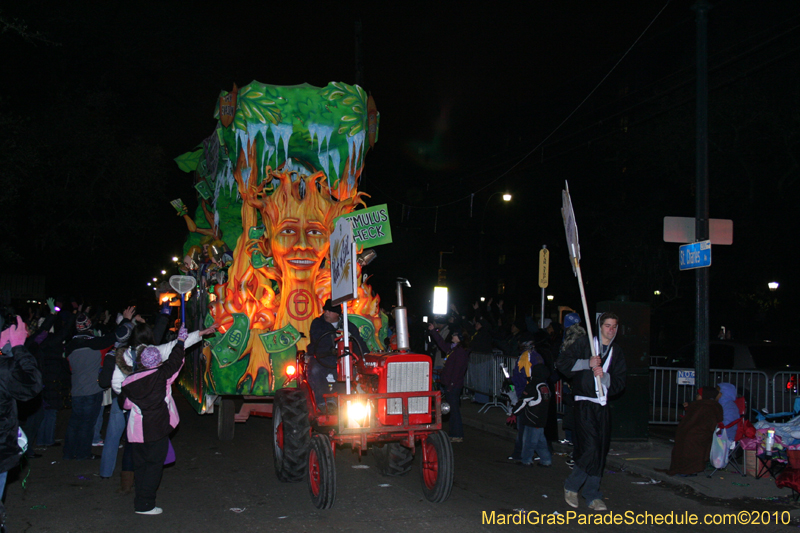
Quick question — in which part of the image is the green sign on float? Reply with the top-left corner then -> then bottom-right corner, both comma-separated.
334,204 -> 392,248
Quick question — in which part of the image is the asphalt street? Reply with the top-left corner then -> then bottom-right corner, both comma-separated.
4,395 -> 798,532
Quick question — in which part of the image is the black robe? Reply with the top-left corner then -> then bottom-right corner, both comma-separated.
555,335 -> 626,476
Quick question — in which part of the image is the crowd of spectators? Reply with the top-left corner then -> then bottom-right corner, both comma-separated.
0,295 -> 213,520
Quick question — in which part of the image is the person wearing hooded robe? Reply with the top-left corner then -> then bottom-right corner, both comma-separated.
661,386 -> 723,476
716,383 -> 740,441
556,312 -> 626,512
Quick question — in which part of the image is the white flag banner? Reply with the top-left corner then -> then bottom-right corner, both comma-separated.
561,182 -> 580,276
560,181 -> 603,401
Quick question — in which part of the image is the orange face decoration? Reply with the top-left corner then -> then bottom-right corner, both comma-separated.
262,172 -> 364,333
270,213 -> 328,282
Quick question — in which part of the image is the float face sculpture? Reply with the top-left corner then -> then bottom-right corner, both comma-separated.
174,81 -> 385,405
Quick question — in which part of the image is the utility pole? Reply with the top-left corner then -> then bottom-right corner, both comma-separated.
693,0 -> 711,389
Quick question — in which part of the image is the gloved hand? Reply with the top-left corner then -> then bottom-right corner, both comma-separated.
506,414 -> 517,427
47,297 -> 56,314
9,316 -> 27,347
177,324 -> 188,342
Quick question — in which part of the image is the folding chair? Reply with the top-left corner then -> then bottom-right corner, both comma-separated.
707,396 -> 747,478
755,397 -> 800,423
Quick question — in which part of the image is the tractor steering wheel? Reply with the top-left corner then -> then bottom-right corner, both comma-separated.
310,330 -> 364,369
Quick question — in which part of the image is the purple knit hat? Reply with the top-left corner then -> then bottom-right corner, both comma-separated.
140,346 -> 161,369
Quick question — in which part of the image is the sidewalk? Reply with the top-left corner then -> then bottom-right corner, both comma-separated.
460,400 -> 793,501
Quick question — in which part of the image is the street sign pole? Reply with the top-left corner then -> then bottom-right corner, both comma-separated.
694,0 -> 711,389
538,245 -> 549,328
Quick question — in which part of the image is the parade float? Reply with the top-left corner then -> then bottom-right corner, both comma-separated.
173,81 -> 452,508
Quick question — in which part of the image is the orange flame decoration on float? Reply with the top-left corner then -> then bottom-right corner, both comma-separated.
208,135 -> 382,390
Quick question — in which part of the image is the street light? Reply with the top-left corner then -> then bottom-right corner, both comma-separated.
478,191 -> 513,298
480,191 -> 512,234
768,281 -> 779,291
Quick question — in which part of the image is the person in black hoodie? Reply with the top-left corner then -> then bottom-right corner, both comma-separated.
556,312 -> 626,512
20,304 -> 75,454
31,306 -> 75,447
0,314 -> 43,530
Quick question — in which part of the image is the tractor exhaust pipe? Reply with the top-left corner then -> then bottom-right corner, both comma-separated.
393,278 -> 411,352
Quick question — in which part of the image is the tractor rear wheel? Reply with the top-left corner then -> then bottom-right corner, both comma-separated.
420,430 -> 454,503
217,398 -> 235,442
372,442 -> 413,476
308,434 -> 336,509
273,388 -> 311,482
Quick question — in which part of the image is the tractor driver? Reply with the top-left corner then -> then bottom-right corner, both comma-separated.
307,299 -> 368,412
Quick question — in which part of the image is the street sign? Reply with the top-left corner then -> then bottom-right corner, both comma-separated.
677,370 -> 696,385
538,247 -> 549,288
679,240 -> 711,271
663,216 -> 733,245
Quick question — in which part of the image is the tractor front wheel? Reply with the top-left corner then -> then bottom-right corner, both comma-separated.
420,430 -> 454,503
372,442 -> 413,476
308,434 -> 336,509
273,388 -> 311,482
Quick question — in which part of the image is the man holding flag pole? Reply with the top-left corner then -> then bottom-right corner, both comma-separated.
555,182 -> 627,511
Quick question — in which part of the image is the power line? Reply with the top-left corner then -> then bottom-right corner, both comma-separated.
369,1 -> 673,210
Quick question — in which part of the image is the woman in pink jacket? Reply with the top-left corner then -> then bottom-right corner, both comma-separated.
118,323 -> 215,515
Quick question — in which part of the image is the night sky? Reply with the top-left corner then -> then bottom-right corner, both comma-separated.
2,1 -> 797,351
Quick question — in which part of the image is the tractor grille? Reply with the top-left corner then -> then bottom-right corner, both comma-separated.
387,361 -> 430,415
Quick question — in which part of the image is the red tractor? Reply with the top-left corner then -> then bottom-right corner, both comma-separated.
272,279 -> 454,509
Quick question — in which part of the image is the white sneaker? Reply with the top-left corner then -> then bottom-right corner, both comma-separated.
136,507 -> 163,515
588,499 -> 607,511
564,489 -> 579,508
93,440 -> 104,447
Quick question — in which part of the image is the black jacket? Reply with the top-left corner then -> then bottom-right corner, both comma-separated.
0,345 -> 43,473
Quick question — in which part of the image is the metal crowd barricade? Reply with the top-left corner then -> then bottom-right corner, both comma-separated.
463,351 -> 510,414
649,367 -> 698,424
463,351 -> 566,416
649,366 -> 769,424
770,372 -> 800,416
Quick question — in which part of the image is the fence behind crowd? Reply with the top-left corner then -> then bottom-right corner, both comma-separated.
463,351 -> 565,416
462,357 -> 799,426
649,366 -> 772,424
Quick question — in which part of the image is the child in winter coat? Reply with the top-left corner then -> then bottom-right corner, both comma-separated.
118,323 -> 214,515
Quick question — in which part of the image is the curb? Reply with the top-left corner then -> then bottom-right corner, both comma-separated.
462,412 -> 694,492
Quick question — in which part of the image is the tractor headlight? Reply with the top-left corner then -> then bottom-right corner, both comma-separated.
441,402 -> 451,415
347,400 -> 370,428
